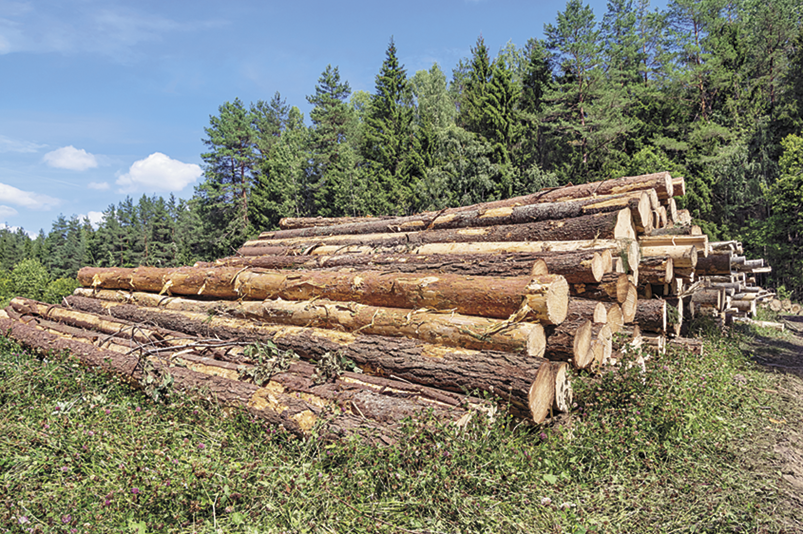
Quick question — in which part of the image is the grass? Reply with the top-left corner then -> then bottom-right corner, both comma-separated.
0,330 -> 796,533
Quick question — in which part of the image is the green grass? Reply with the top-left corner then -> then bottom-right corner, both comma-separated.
0,332 -> 794,533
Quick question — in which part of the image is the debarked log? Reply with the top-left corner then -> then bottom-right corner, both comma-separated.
62,296 -> 568,422
71,289 -> 547,357
77,267 -> 569,325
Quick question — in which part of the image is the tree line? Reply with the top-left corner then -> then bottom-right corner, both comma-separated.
3,0 -> 803,296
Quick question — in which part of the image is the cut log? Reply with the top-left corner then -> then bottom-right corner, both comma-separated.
648,224 -> 702,237
569,273 -> 638,323
675,209 -> 692,226
639,235 -> 708,255
566,298 -> 608,323
0,315 -> 463,440
544,318 -> 594,369
242,209 -> 637,250
635,298 -> 667,333
62,296 -> 563,422
667,198 -> 678,224
641,245 -> 697,269
70,289 -> 546,356
606,303 -> 624,334
279,215 -> 396,230
672,177 -> 686,198
639,256 -> 674,284
509,172 -> 673,204
77,267 -> 570,325
694,252 -> 732,276
259,192 -> 650,241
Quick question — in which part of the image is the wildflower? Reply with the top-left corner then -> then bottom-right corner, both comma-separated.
197,443 -> 205,450
61,466 -> 69,472
135,406 -> 141,412
62,514 -> 72,524
541,497 -> 552,506
131,487 -> 140,495
560,502 -> 576,510
104,499 -> 111,507
18,516 -> 29,524
540,433 -> 547,440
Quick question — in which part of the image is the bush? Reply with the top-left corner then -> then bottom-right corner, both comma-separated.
43,278 -> 81,304
10,259 -> 51,301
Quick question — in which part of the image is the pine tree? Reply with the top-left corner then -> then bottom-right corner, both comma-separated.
362,38 -> 421,215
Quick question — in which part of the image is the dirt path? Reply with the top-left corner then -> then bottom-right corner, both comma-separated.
742,316 -> 803,531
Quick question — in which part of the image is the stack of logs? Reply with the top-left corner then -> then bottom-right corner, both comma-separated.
0,171 -> 777,441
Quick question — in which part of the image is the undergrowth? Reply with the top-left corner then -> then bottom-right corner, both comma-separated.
0,331 -> 790,533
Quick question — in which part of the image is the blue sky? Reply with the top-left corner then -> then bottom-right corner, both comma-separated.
0,0 -> 667,236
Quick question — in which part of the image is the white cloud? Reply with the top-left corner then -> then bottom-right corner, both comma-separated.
116,152 -> 202,193
0,134 -> 46,153
0,181 -> 60,210
43,145 -> 98,171
0,205 -> 19,219
88,181 -> 110,190
78,211 -> 105,228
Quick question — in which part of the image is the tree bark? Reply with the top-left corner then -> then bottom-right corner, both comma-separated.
641,245 -> 697,269
62,296 -> 564,422
77,266 -> 570,325
694,252 -> 732,276
544,318 -> 593,368
639,235 -> 708,255
279,216 -> 396,230
71,289 -> 547,357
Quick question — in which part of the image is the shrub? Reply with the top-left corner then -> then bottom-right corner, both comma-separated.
43,277 -> 81,304
10,259 -> 51,301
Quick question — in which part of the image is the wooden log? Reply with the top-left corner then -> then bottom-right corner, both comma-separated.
199,252 -> 557,278
635,298 -> 667,333
731,299 -> 757,314
62,297 -> 565,422
567,298 -> 608,323
666,198 -> 678,224
569,273 -> 638,323
544,318 -> 594,369
77,267 -> 570,325
675,209 -> 692,225
71,289 -> 547,356
672,176 -> 686,198
665,297 -> 683,337
731,317 -> 785,331
515,172 -> 673,204
735,259 -> 765,272
606,303 -> 624,334
279,215 -> 396,230
692,289 -> 723,309
639,256 -> 674,284
639,235 -> 708,255
242,209 -> 637,250
641,245 -> 697,269
648,224 -> 702,237
695,251 -> 732,276
260,192 -> 651,241
668,336 -> 704,356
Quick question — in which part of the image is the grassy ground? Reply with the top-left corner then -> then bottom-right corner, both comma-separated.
1,324 -> 801,533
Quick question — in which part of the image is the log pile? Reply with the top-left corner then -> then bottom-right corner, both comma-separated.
0,171 -> 779,440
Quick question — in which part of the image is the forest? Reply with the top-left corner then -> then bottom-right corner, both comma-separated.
1,0 -> 802,300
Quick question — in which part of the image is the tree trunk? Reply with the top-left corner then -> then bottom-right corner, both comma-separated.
77,267 -> 570,325
61,296 -> 565,422
71,289 -> 547,357
567,298 -> 608,323
241,209 -> 636,250
641,245 -> 698,269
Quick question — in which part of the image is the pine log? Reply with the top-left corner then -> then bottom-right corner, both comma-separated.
566,298 -> 608,323
639,256 -> 674,284
260,192 -> 650,241
550,363 -> 573,413
665,297 -> 683,337
648,224 -> 702,237
606,303 -> 624,334
635,298 -> 667,333
641,245 -> 698,269
672,177 -> 686,198
1,315 -> 489,441
544,318 -> 594,369
692,289 -> 723,309
242,209 -> 637,250
507,172 -> 673,204
629,196 -> 653,234
62,296 -> 564,422
569,273 -> 638,323
675,209 -> 692,225
639,235 -> 708,255
591,323 -> 614,366
666,198 -> 678,224
207,250 -> 607,284
295,239 -> 641,272
694,251 -> 732,276
77,267 -> 569,325
279,216 -> 396,230
71,289 -> 546,356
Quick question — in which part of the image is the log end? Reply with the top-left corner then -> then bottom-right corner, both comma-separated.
593,301 -> 607,323
621,283 -> 639,323
590,252 -> 605,283
571,320 -> 593,369
614,208 -> 637,241
606,303 -> 624,334
552,362 -> 573,413
526,323 -> 547,359
530,259 -> 549,276
528,362 -> 556,424
546,276 -> 569,325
